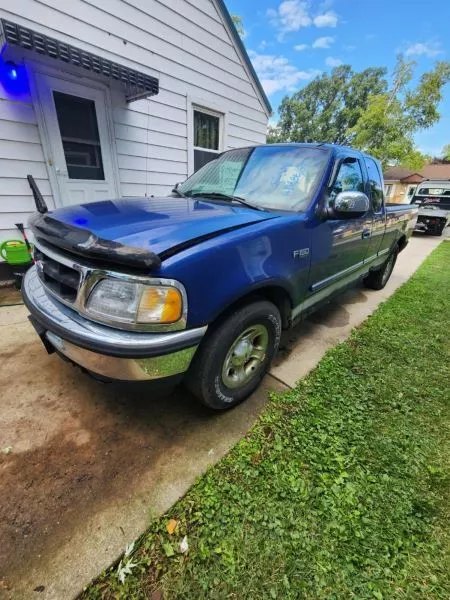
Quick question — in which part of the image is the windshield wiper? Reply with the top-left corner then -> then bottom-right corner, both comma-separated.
189,192 -> 263,211
172,186 -> 187,198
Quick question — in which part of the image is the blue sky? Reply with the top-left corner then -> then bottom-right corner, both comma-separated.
225,0 -> 450,157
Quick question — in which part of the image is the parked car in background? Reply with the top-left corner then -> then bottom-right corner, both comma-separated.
411,180 -> 450,236
23,144 -> 418,410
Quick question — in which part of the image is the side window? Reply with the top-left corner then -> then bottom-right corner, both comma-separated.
329,158 -> 364,205
193,108 -> 222,172
365,158 -> 384,211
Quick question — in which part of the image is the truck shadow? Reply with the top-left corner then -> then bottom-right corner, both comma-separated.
277,284 -> 369,363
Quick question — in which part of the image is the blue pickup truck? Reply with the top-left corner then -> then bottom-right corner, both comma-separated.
23,144 -> 417,409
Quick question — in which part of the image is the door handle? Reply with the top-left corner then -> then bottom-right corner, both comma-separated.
362,228 -> 371,239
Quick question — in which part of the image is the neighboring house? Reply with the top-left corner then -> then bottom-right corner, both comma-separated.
384,164 -> 450,204
0,0 -> 271,254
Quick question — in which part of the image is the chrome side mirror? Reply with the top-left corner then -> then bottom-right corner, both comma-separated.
333,191 -> 370,218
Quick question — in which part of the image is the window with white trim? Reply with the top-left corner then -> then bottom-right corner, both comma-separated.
405,184 -> 416,200
193,108 -> 222,172
384,184 -> 393,197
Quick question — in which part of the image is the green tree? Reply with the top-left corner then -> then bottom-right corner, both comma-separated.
442,143 -> 450,161
273,57 -> 450,168
231,14 -> 245,37
267,125 -> 282,144
276,65 -> 387,144
351,58 -> 450,167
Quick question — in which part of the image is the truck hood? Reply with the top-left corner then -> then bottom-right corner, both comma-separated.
30,197 -> 276,270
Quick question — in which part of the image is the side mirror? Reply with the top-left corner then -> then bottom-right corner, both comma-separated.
172,182 -> 180,192
333,191 -> 370,218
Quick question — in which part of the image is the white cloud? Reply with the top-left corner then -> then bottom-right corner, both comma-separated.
249,50 -> 321,95
294,43 -> 309,51
267,2 -> 339,38
405,41 -> 443,57
325,56 -> 343,67
312,36 -> 334,48
267,1 -> 312,39
314,11 -> 338,27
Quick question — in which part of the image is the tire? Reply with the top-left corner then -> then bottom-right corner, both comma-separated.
185,300 -> 281,410
364,247 -> 398,291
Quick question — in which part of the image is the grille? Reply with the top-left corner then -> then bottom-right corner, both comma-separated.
35,248 -> 81,304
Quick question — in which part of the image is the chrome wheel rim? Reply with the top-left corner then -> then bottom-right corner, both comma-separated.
222,324 -> 269,389
382,254 -> 395,285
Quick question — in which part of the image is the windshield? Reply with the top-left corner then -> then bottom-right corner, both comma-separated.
178,146 -> 331,211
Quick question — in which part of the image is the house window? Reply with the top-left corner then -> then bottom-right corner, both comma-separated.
406,185 -> 417,200
193,108 -> 222,172
53,91 -> 105,180
384,184 -> 393,197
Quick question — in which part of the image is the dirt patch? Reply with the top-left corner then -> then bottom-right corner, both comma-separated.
0,319 -> 211,584
0,286 -> 23,307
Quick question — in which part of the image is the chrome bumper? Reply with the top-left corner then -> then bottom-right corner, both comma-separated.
22,266 -> 206,381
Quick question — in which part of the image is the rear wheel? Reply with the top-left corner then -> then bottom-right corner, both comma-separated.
185,300 -> 281,410
364,247 -> 398,291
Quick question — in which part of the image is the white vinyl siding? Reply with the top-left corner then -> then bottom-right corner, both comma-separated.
0,0 -> 268,243
0,91 -> 56,244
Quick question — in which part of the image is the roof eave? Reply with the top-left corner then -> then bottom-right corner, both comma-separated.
215,0 -> 272,117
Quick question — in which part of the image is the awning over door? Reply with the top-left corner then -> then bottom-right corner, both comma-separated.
0,19 -> 159,102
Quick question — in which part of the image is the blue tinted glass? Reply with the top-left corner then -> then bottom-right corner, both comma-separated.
180,146 -> 330,211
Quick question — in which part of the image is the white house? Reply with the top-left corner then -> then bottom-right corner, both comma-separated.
0,0 -> 271,263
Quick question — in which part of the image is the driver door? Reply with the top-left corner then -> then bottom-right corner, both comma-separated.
308,154 -> 373,294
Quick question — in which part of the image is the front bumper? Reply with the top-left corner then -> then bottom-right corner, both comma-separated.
22,266 -> 206,381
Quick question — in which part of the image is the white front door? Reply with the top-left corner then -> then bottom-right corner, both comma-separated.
35,73 -> 118,207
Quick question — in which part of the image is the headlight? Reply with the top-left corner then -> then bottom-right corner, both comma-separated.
85,278 -> 184,327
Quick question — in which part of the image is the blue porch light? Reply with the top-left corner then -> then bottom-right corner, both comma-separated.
5,61 -> 18,80
0,58 -> 29,95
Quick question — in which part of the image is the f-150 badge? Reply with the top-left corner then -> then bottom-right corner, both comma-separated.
293,248 -> 310,258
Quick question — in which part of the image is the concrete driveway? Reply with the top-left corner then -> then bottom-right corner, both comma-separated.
0,233 -> 444,599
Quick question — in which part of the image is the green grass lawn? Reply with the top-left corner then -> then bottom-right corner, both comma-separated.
83,242 -> 450,600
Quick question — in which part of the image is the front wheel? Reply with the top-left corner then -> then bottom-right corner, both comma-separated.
364,247 -> 398,291
185,300 -> 281,410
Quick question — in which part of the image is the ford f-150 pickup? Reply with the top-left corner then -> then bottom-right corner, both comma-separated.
23,144 -> 418,409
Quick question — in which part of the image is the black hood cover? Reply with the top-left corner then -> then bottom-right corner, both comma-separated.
29,213 -> 162,271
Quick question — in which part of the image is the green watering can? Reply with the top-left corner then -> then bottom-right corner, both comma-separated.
0,239 -> 32,265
